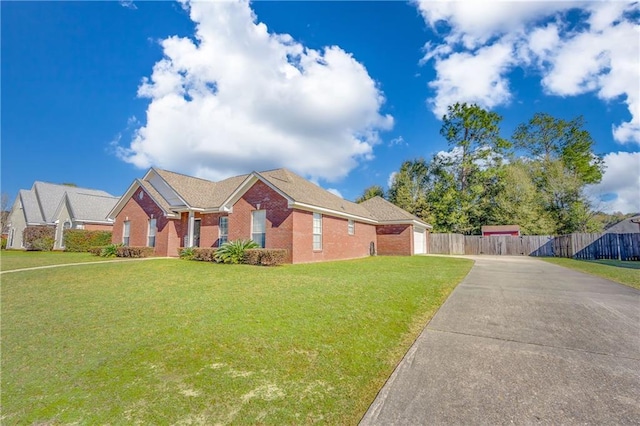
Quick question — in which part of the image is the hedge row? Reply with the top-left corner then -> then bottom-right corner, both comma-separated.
64,230 -> 112,252
23,226 -> 55,251
244,249 -> 288,266
88,245 -> 154,258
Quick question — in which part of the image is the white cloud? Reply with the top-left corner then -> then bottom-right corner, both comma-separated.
326,188 -> 343,198
117,0 -> 393,182
119,0 -> 137,10
388,136 -> 407,147
587,151 -> 640,213
387,171 -> 397,188
416,0 -> 640,145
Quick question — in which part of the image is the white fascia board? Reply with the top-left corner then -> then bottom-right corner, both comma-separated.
107,180 -> 141,219
74,219 -> 115,225
289,201 -> 378,224
378,219 -> 433,229
219,174 -> 260,209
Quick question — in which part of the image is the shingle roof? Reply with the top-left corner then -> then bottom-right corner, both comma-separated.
65,192 -> 119,222
33,181 -> 113,222
147,168 -> 428,225
258,169 -> 377,220
604,215 -> 640,233
138,179 -> 175,215
359,196 -> 429,226
20,189 -> 44,224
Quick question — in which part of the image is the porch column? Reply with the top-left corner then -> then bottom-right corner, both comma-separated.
188,211 -> 195,247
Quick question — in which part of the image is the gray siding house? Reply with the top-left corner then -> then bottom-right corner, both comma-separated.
6,182 -> 119,250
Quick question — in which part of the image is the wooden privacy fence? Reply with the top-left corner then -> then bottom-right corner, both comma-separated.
429,233 -> 640,260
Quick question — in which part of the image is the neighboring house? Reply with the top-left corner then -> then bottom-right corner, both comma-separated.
6,182 -> 119,250
481,225 -> 521,237
604,215 -> 640,233
108,168 -> 432,263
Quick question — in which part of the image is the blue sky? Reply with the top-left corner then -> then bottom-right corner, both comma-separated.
2,0 -> 639,213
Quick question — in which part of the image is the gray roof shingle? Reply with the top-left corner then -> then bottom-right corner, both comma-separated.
65,192 -> 119,222
604,215 -> 640,233
20,189 -> 44,224
359,196 -> 430,226
33,181 -> 114,222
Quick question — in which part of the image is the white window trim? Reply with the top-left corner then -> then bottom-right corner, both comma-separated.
348,219 -> 355,236
219,216 -> 228,245
251,210 -> 266,248
148,218 -> 157,247
313,213 -> 322,251
123,220 -> 130,246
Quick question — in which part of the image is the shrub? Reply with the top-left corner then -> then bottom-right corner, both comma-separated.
244,249 -> 288,266
215,239 -> 259,264
116,246 -> 155,258
23,226 -> 55,251
1,236 -> 7,250
88,246 -> 106,256
100,244 -> 121,258
193,248 -> 217,262
63,230 -> 112,252
179,247 -> 195,260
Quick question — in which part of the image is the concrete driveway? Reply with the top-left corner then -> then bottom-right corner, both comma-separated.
361,256 -> 640,425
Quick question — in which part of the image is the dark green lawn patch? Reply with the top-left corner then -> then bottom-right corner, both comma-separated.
0,250 -> 127,271
542,258 -> 640,290
1,256 -> 472,424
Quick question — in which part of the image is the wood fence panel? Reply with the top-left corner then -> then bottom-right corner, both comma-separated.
428,232 -> 638,260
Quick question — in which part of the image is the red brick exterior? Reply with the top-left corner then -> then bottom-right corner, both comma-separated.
291,210 -> 376,263
112,186 -> 179,257
376,224 -> 413,256
113,180 -> 424,261
84,223 -> 113,231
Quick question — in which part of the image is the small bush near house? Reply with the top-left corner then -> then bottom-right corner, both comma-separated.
64,230 -> 112,252
23,226 -> 55,251
214,239 -> 259,264
179,247 -> 195,260
193,248 -> 217,262
244,249 -> 288,266
88,246 -> 105,256
116,246 -> 155,258
1,236 -> 7,250
100,244 -> 121,258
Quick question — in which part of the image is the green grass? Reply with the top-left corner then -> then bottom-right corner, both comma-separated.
1,256 -> 472,425
542,258 -> 640,290
0,250 -> 125,271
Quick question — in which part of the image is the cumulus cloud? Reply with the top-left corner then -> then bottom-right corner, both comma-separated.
587,151 -> 640,213
117,0 -> 392,182
416,0 -> 640,144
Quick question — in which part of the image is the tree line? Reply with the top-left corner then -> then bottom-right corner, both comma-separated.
357,103 -> 609,235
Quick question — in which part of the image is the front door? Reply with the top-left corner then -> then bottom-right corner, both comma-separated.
193,219 -> 201,247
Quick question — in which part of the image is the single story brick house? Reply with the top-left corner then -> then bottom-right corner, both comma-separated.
108,168 -> 431,263
6,181 -> 118,250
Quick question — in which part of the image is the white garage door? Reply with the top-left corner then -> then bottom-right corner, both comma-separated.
413,228 -> 426,254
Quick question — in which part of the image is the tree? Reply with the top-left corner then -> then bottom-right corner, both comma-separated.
1,192 -> 10,234
512,113 -> 604,184
387,159 -> 431,221
355,185 -> 385,203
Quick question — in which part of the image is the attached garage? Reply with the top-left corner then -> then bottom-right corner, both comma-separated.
413,227 -> 427,254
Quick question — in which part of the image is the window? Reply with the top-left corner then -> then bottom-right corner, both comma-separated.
313,213 -> 322,251
219,216 -> 228,245
348,219 -> 355,235
148,218 -> 157,247
9,228 -> 14,247
251,210 -> 266,248
123,221 -> 130,246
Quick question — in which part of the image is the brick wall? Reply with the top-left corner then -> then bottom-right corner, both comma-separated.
178,212 -> 226,249
376,224 -> 413,256
84,223 -> 113,231
292,210 -> 377,263
229,181 -> 294,262
112,186 -> 177,256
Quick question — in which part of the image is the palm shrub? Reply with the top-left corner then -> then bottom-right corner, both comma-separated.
214,239 -> 259,264
100,243 -> 121,258
179,247 -> 196,260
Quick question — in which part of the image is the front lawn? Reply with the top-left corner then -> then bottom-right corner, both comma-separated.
1,256 -> 472,424
542,258 -> 640,290
0,250 -> 124,271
